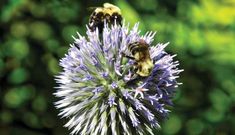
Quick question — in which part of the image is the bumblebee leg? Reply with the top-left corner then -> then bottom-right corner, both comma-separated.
121,52 -> 135,60
125,62 -> 139,83
111,13 -> 122,26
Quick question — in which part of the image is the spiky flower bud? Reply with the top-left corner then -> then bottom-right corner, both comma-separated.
54,22 -> 183,135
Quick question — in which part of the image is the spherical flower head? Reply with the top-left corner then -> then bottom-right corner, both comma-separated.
54,22 -> 183,135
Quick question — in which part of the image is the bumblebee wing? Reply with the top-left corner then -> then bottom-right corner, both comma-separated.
87,7 -> 101,11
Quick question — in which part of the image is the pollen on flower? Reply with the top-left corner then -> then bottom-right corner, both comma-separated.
54,22 -> 182,135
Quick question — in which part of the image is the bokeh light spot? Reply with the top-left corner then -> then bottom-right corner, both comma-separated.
4,88 -> 23,108
48,58 -> 60,74
0,111 -> 13,124
209,89 -> 230,113
45,39 -> 60,53
186,119 -> 205,135
163,114 -> 182,134
23,112 -> 41,128
204,108 -> 224,122
11,22 -> 28,38
30,22 -> 52,41
11,39 -> 29,59
62,25 -> 79,42
52,7 -> 77,23
4,86 -> 34,108
32,95 -> 47,112
8,68 -> 29,84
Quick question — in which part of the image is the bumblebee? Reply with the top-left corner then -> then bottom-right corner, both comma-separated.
123,39 -> 154,77
88,3 -> 122,33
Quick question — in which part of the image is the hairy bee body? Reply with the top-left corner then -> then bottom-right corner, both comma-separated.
88,3 -> 122,32
126,39 -> 154,77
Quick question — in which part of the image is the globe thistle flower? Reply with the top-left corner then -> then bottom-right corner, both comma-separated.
54,22 -> 183,135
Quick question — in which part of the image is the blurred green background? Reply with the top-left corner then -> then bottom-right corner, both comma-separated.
0,0 -> 235,135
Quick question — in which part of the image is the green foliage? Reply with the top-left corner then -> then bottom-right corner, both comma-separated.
0,0 -> 235,134
162,114 -> 182,134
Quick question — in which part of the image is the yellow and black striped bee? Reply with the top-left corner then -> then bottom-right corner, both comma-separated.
88,3 -> 122,33
123,39 -> 154,77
